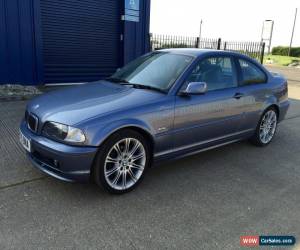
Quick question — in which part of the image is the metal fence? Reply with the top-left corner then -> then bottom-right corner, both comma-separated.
221,41 -> 265,63
150,34 -> 265,63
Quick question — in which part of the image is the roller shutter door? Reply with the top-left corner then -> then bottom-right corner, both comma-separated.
40,0 -> 121,83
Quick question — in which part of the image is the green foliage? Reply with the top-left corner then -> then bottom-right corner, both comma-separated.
264,54 -> 300,66
272,46 -> 300,57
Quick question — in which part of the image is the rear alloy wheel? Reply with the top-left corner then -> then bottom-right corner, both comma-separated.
250,108 -> 278,146
94,130 -> 150,194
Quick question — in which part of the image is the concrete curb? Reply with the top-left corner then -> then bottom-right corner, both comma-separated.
0,84 -> 42,102
0,94 -> 40,102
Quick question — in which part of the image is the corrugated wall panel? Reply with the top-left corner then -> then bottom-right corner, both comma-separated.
40,0 -> 121,83
0,0 -> 9,83
0,0 -> 38,85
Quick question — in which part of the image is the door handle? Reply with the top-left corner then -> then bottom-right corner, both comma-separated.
233,93 -> 244,99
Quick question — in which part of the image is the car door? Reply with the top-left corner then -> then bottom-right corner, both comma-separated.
173,56 -> 245,150
234,58 -> 269,131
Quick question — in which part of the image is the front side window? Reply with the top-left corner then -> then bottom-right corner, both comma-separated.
238,59 -> 267,85
186,57 -> 237,91
111,52 -> 193,90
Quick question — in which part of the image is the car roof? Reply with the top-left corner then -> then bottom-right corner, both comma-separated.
158,48 -> 247,58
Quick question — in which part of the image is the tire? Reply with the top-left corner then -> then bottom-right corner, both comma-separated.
93,129 -> 151,194
250,107 -> 278,147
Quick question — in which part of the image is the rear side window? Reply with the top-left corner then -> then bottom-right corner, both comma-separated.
238,59 -> 267,85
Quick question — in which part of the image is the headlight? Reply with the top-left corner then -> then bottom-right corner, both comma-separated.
42,122 -> 86,143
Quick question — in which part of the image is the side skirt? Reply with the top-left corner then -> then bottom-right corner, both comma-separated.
153,131 -> 254,164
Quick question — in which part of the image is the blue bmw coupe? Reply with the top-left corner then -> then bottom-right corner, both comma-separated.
20,49 -> 289,193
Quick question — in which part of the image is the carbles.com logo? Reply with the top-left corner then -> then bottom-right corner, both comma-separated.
240,236 -> 296,247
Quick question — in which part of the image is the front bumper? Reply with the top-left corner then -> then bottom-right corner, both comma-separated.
20,121 -> 98,182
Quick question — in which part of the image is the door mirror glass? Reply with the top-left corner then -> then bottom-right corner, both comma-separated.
180,82 -> 207,95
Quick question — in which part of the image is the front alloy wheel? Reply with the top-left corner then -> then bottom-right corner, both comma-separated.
104,138 -> 146,191
94,129 -> 150,194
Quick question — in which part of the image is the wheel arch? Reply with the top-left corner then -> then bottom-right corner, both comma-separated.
112,126 -> 155,154
265,104 -> 280,117
261,95 -> 280,118
93,121 -> 155,155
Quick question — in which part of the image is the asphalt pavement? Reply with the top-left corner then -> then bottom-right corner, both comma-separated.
0,66 -> 300,250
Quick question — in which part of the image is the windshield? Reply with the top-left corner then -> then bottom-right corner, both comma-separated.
110,52 -> 193,91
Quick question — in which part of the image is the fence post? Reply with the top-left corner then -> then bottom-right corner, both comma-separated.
217,38 -> 222,50
196,37 -> 200,48
260,42 -> 265,64
149,33 -> 153,51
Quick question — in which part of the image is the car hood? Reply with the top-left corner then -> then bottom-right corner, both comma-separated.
27,81 -> 163,125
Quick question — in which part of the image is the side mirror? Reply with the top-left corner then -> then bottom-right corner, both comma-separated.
180,82 -> 207,96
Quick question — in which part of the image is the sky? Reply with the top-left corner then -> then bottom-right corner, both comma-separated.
150,0 -> 300,48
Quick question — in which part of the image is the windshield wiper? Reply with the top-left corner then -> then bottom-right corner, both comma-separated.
121,83 -> 167,94
106,78 -> 166,93
105,77 -> 129,84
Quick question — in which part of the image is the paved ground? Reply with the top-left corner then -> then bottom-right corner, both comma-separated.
0,66 -> 300,250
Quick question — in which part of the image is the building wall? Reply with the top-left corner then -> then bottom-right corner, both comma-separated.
40,0 -> 122,83
0,0 -> 151,85
123,0 -> 151,64
0,0 -> 39,85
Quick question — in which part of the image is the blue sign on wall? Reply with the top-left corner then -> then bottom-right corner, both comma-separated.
125,0 -> 140,11
125,0 -> 140,22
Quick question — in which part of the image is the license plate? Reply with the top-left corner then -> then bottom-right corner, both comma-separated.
20,131 -> 31,152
